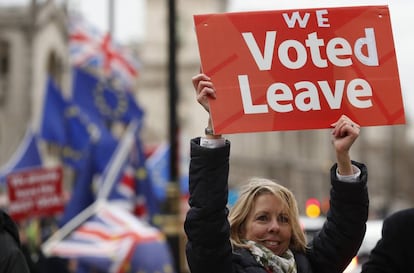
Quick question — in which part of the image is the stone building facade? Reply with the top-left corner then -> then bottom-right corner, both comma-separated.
0,1 -> 70,166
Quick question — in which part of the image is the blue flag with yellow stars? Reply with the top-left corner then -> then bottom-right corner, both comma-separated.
40,77 -> 67,145
39,76 -> 94,170
72,68 -> 144,127
0,128 -> 43,185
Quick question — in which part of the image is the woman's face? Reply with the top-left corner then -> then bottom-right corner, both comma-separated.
243,193 -> 292,255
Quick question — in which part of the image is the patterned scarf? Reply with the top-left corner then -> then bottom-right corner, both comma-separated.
244,240 -> 297,273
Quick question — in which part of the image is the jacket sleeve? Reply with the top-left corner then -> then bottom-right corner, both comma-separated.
184,137 -> 234,273
307,161 -> 369,273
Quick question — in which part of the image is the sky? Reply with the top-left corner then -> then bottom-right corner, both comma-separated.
67,0 -> 146,44
0,0 -> 146,43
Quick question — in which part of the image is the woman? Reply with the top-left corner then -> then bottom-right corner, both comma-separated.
184,73 -> 369,273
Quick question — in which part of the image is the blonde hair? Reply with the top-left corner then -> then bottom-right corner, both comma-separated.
228,177 -> 307,252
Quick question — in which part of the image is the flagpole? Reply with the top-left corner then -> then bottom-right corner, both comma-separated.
168,0 -> 178,184
41,120 -> 140,256
97,120 -> 140,201
108,0 -> 115,37
166,0 -> 181,272
41,201 -> 98,256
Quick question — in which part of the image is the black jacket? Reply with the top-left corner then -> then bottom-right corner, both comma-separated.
184,138 -> 369,273
361,208 -> 414,273
0,210 -> 30,273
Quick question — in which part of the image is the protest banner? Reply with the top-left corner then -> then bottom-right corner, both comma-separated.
194,5 -> 405,134
7,166 -> 65,221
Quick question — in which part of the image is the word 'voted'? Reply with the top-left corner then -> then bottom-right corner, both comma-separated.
243,28 -> 378,71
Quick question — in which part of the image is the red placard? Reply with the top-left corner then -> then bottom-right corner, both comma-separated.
194,5 -> 405,134
7,166 -> 65,221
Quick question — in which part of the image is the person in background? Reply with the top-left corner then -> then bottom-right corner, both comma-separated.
184,73 -> 369,273
0,210 -> 30,273
19,221 -> 41,273
361,208 -> 414,273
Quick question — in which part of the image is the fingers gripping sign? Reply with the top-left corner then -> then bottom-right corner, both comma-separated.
192,73 -> 216,113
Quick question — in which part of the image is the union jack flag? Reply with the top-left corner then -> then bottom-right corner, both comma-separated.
43,203 -> 175,273
68,14 -> 140,89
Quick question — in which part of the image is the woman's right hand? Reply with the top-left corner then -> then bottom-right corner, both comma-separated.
192,73 -> 216,113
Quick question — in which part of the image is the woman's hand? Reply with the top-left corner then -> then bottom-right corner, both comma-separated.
192,73 -> 216,113
331,115 -> 361,175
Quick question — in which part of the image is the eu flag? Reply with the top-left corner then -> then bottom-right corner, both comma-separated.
59,122 -> 118,227
0,128 -> 43,185
97,120 -> 160,220
90,123 -> 118,173
98,120 -> 140,209
39,76 -> 93,170
132,134 -> 160,220
146,143 -> 171,203
39,78 -> 118,227
58,152 -> 95,227
72,68 -> 144,127
40,77 -> 67,145
62,106 -> 93,170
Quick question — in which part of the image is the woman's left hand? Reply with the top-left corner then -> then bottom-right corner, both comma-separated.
331,114 -> 360,153
331,115 -> 360,175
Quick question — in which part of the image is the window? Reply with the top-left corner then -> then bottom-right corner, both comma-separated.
47,51 -> 63,86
